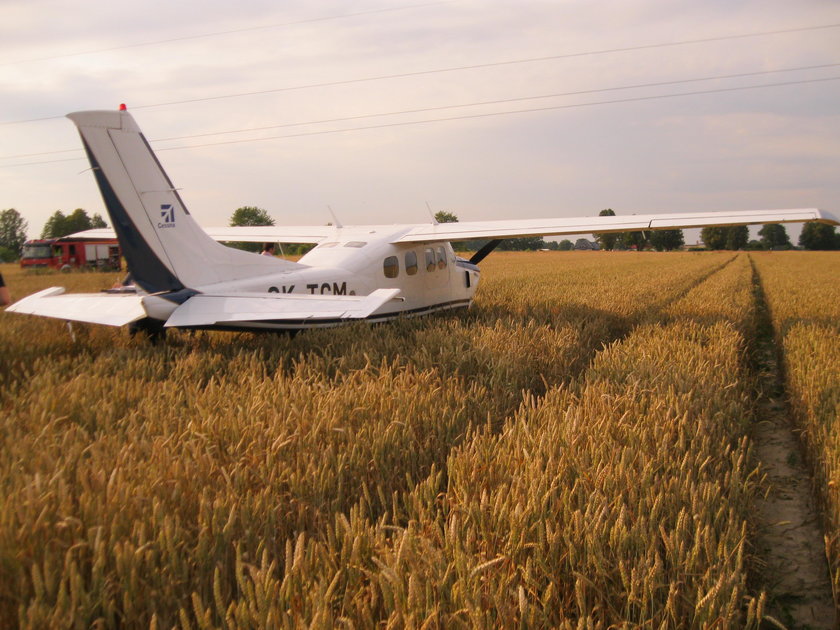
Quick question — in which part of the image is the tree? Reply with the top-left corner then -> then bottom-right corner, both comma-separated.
229,206 -> 275,252
701,226 -> 747,250
497,236 -> 547,251
649,229 -> 684,251
434,210 -> 458,223
700,226 -> 726,250
230,206 -> 275,227
0,208 -> 29,259
799,222 -> 838,250
41,211 -> 67,238
621,230 -> 648,251
725,225 -> 748,250
594,209 -> 619,250
557,239 -> 573,251
758,224 -> 791,249
41,208 -> 96,238
91,213 -> 108,229
64,208 -> 93,235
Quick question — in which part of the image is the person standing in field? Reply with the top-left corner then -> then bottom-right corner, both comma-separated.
0,272 -> 11,306
261,243 -> 276,257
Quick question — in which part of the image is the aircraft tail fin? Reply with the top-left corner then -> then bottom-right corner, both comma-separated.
67,109 -> 300,294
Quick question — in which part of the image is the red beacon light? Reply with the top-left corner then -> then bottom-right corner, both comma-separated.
118,103 -> 127,111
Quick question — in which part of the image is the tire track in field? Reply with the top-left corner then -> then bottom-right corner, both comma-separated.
567,253 -> 739,377
748,258 -> 836,629
638,253 -> 738,324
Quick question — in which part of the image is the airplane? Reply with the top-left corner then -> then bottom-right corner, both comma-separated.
7,107 -> 839,337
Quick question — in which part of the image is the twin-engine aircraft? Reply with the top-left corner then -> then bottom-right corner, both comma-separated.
7,108 -> 838,335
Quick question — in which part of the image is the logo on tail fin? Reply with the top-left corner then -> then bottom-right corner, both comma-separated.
158,204 -> 175,228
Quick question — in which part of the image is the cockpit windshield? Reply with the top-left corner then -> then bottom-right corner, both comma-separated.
22,245 -> 52,259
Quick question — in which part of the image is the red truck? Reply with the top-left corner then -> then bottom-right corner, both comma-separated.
20,236 -> 121,271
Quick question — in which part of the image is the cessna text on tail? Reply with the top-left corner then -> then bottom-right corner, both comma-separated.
7,108 -> 838,335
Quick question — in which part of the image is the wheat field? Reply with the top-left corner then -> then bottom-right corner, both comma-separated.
0,251 -> 837,628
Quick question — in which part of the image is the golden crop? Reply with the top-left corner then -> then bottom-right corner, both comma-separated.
0,250 -> 834,628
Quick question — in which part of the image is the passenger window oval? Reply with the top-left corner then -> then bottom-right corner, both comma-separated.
405,251 -> 418,275
425,248 -> 436,272
384,255 -> 399,278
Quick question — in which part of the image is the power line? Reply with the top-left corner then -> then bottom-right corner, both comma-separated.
153,76 -> 840,151
4,75 -> 837,168
150,63 -> 840,142
3,21 -> 839,126
4,61 -> 836,160
0,2 -> 454,67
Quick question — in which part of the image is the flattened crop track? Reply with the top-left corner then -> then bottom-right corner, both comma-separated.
749,257 -> 837,628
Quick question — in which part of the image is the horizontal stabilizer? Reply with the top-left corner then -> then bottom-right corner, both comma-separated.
165,288 -> 401,327
7,287 -> 147,327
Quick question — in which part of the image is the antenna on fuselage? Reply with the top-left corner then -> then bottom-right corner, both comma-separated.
327,205 -> 343,229
425,201 -> 438,225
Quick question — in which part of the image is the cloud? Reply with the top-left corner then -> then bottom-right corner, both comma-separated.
1,0 -> 838,237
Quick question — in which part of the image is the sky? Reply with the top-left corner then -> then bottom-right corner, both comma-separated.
1,0 -> 838,243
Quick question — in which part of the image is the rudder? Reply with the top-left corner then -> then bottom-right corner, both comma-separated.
68,109 -> 298,294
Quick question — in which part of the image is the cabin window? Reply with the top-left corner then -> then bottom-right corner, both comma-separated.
405,251 -> 418,275
436,246 -> 447,269
344,241 -> 367,248
319,242 -> 338,248
425,248 -> 436,272
383,255 -> 399,278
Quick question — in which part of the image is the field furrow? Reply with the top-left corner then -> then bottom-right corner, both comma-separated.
750,251 -> 840,612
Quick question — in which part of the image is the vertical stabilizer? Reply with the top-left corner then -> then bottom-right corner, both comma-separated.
68,109 -> 299,294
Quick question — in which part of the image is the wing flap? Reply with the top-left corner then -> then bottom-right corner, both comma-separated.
165,288 -> 401,327
7,287 -> 147,326
393,208 -> 837,242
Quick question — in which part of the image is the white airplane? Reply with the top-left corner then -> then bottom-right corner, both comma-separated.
8,108 -> 838,336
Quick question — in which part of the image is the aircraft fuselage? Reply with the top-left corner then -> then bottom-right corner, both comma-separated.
142,226 -> 481,330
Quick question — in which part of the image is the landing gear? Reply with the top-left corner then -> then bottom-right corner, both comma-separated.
129,318 -> 167,344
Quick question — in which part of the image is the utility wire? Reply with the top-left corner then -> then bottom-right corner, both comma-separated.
3,61 -> 837,160
4,75 -> 838,168
154,76 -> 840,150
2,21 -> 839,126
0,2 -> 454,67
151,62 -> 840,142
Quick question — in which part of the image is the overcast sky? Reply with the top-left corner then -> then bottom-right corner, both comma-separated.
1,0 -> 838,242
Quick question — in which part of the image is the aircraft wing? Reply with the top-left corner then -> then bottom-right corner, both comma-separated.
164,288 -> 401,327
6,287 -> 147,326
201,226 -> 334,244
65,226 -> 334,244
392,208 -> 838,243
65,208 -> 838,246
